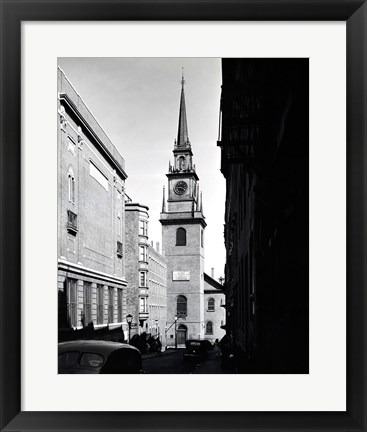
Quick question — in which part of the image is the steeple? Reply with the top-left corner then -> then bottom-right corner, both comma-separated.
177,68 -> 189,147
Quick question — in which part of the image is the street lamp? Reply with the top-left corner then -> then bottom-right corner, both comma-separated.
126,314 -> 133,344
174,315 -> 178,350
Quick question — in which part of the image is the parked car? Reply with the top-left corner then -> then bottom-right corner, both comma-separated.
183,339 -> 214,360
58,340 -> 143,374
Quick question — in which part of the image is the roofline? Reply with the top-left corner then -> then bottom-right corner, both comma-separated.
204,272 -> 225,291
59,92 -> 128,181
125,202 -> 149,211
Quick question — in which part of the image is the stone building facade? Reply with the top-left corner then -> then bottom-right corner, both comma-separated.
57,68 -> 128,332
203,273 -> 226,343
218,59 -> 309,373
125,202 -> 149,337
160,75 -> 207,347
147,243 -> 167,348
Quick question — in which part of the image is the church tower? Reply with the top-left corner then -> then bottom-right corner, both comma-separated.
160,72 -> 206,346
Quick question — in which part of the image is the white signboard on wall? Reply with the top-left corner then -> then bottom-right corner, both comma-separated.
173,271 -> 190,281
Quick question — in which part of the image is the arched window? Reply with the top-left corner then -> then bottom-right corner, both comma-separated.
178,156 -> 186,170
68,168 -> 75,203
176,228 -> 186,246
207,298 -> 215,311
176,295 -> 187,317
206,321 -> 213,335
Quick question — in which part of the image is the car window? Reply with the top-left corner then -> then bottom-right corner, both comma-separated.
80,352 -> 105,368
58,351 -> 79,366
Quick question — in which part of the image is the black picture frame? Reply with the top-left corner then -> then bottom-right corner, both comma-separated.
1,1 -> 366,431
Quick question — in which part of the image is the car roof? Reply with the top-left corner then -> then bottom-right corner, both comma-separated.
58,340 -> 140,355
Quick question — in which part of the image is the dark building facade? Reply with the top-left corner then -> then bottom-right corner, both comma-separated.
218,59 -> 309,373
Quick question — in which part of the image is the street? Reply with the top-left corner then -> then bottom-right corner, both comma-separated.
142,349 -> 233,374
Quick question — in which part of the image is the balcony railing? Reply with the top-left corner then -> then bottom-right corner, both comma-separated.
67,210 -> 78,234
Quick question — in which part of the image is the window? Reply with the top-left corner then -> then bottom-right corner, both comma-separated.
89,160 -> 108,191
139,245 -> 147,262
67,210 -> 78,234
67,136 -> 76,156
117,288 -> 123,323
139,220 -> 148,237
68,171 -> 75,203
206,321 -> 213,335
207,298 -> 215,312
108,287 -> 114,323
178,156 -> 186,170
140,271 -> 147,287
67,278 -> 77,327
83,282 -> 92,325
117,213 -> 122,237
177,295 -> 187,317
201,229 -> 204,247
117,241 -> 123,258
140,297 -> 148,313
176,228 -> 186,246
97,284 -> 104,325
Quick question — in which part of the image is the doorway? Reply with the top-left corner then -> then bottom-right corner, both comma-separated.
177,324 -> 187,345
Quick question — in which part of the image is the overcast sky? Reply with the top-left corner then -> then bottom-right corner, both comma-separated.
58,58 -> 226,279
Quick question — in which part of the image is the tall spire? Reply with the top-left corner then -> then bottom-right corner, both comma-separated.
177,68 -> 189,147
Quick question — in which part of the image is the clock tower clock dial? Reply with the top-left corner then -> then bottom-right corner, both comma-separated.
174,180 -> 188,195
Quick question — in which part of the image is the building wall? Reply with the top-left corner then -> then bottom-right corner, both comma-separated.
57,68 -> 127,332
125,203 -> 149,337
162,221 -> 205,345
203,275 -> 226,343
147,244 -> 167,348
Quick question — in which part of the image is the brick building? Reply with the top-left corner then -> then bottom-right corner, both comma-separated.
147,243 -> 167,348
125,202 -> 149,336
160,74 -> 209,347
218,59 -> 309,372
57,68 -> 128,332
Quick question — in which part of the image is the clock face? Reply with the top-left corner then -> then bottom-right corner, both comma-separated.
174,180 -> 188,195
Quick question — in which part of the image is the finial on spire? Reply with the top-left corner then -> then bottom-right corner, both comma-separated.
181,67 -> 185,87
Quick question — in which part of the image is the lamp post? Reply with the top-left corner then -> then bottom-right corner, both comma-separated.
126,314 -> 133,344
174,315 -> 178,350
155,319 -> 159,338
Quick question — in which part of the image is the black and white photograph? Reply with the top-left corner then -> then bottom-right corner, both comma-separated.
57,57 -> 309,374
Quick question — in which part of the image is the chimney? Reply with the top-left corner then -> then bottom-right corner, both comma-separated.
156,242 -> 160,253
211,268 -> 214,279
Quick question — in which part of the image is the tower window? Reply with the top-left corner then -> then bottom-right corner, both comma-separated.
176,295 -> 187,317
207,298 -> 215,312
178,156 -> 186,170
206,321 -> 213,335
176,228 -> 186,246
